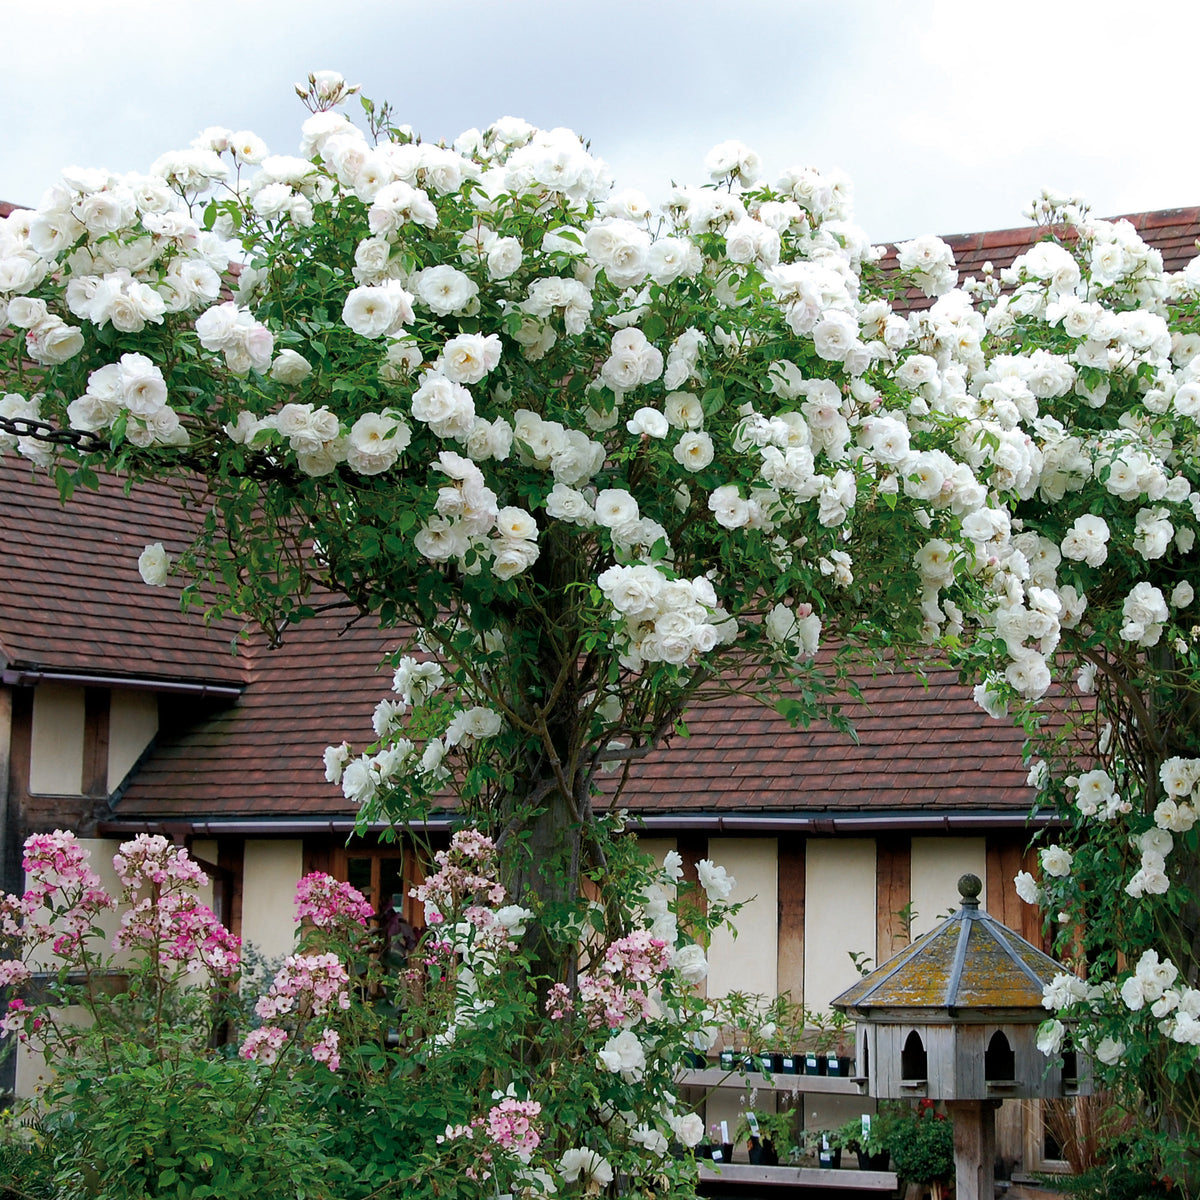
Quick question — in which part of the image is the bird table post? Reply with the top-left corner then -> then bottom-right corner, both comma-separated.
833,872 -> 1093,1198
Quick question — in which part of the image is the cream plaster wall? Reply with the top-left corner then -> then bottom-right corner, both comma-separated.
910,836 -> 987,936
29,684 -> 84,795
803,839 -> 876,1013
638,838 -> 676,868
706,838 -> 777,1000
240,840 -> 304,963
107,690 -> 158,792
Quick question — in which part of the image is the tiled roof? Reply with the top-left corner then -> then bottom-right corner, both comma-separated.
7,201 -> 1179,825
881,206 -> 1200,312
115,610 -> 394,820
0,455 -> 245,686
611,662 -> 1033,816
115,653 -> 1034,822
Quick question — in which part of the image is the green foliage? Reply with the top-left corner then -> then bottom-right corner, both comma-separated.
42,1049 -> 347,1199
885,1100 -> 954,1186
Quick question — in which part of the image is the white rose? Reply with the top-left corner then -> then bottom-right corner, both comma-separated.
137,542 -> 171,587
671,943 -> 708,984
696,859 -> 734,902
626,407 -> 669,438
1014,871 -> 1043,905
598,1029 -> 646,1080
269,349 -> 313,385
673,431 -> 714,472
1039,845 -> 1073,877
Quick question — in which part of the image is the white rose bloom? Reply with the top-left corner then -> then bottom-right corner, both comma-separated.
708,484 -> 750,529
1014,871 -> 1043,906
415,264 -> 479,315
597,564 -> 663,617
26,317 -> 84,366
323,742 -> 350,785
544,483 -> 595,525
1075,769 -> 1115,817
1139,828 -> 1174,860
415,381 -> 477,444
1036,1018 -> 1065,1057
1039,844 -> 1073,877
1155,799 -> 1198,834
704,139 -> 760,183
626,407 -> 669,438
137,542 -> 171,587
1160,756 -> 1200,798
558,1148 -> 613,1189
342,283 -> 414,338
674,431 -> 714,472
439,332 -> 502,385
1095,1036 -> 1125,1066
486,236 -> 522,280
663,391 -> 704,429
269,349 -> 313,385
669,1112 -> 705,1148
346,411 -> 411,475
1042,972 -> 1088,1011
598,1029 -> 646,1080
1120,582 -> 1168,647
583,218 -> 651,287
445,705 -> 503,748
696,859 -> 734,902
495,506 -> 538,542
594,488 -> 640,528
671,943 -> 708,984
341,756 -> 378,806
1170,581 -> 1194,609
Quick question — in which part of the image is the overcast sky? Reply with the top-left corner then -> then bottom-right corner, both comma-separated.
5,0 -> 1198,243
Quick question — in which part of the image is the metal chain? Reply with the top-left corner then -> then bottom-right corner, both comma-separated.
0,415 -> 108,455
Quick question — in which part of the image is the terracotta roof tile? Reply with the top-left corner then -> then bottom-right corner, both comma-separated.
0,455 -> 245,685
880,206 -> 1200,312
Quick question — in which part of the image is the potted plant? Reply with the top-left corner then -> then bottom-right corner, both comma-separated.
830,1115 -> 891,1172
706,1122 -> 735,1165
735,1107 -> 797,1167
805,1128 -> 842,1170
886,1099 -> 954,1200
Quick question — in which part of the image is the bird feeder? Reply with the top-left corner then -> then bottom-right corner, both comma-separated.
832,873 -> 1092,1200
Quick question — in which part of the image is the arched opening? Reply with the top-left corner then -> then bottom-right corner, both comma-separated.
985,1030 -> 1015,1081
900,1029 -> 927,1080
1062,1042 -> 1079,1087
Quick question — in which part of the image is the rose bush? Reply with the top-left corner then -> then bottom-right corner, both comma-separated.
2,71 -> 1200,1186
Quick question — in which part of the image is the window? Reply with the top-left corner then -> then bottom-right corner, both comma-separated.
329,842 -> 427,953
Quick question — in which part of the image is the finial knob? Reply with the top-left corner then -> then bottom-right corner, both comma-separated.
958,873 -> 982,904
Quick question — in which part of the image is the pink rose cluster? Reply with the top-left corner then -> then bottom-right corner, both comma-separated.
113,832 -> 208,890
115,892 -> 241,978
436,1097 -> 542,1180
486,1097 -> 542,1162
17,830 -> 113,952
255,952 -> 351,1020
294,871 -> 374,930
573,929 -> 671,1030
411,828 -> 505,922
110,834 -> 241,977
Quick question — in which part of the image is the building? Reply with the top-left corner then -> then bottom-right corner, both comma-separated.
7,202 -> 1193,1177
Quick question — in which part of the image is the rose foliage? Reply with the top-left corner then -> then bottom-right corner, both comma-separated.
2,70 -> 1200,1183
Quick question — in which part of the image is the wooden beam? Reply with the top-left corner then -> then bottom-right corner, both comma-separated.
777,839 -> 805,1005
81,687 -> 110,799
876,834 -> 912,966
